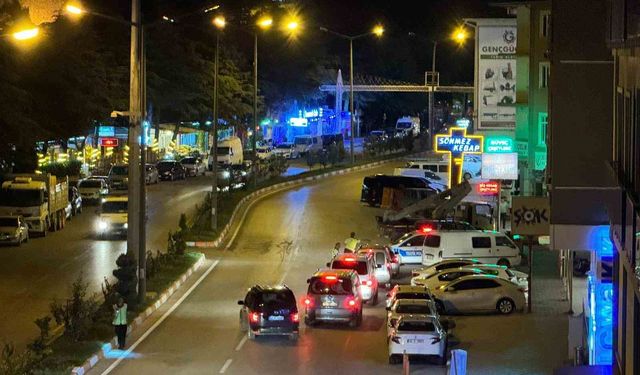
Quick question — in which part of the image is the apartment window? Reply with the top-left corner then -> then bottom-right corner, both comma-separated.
539,62 -> 550,89
538,112 -> 548,146
540,11 -> 551,38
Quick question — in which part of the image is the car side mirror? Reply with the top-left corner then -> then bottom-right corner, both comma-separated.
326,262 -> 330,267
237,300 -> 244,305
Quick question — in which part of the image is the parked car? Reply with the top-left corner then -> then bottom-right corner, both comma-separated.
108,165 -> 129,190
238,285 -> 299,340
256,146 -> 273,160
0,216 -> 29,246
412,258 -> 483,278
272,143 -> 298,159
388,315 -> 448,365
431,274 -> 526,315
145,164 -> 159,184
181,157 -> 206,177
386,284 -> 437,311
78,178 -> 109,203
411,267 -> 486,289
386,299 -> 439,334
68,186 -> 82,216
304,269 -> 363,328
157,160 -> 186,181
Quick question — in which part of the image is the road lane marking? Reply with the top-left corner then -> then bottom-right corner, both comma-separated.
234,336 -> 247,351
100,259 -> 220,375
219,358 -> 233,373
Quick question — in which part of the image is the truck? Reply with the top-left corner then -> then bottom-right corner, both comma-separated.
0,173 -> 69,236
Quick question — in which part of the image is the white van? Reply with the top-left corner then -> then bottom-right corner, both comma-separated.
210,136 -> 243,166
395,116 -> 420,137
399,159 -> 450,186
391,230 -> 521,267
294,135 -> 322,155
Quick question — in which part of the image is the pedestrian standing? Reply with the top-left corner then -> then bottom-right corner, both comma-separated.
500,197 -> 509,230
331,242 -> 341,258
113,297 -> 128,349
344,232 -> 359,253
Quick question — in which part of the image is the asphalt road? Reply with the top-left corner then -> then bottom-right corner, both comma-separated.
0,176 -> 213,348
91,160 -> 571,375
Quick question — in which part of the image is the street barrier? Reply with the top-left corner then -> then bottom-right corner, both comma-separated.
448,349 -> 468,375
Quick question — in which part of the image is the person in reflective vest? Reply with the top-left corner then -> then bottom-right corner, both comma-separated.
112,297 -> 128,349
344,232 -> 359,253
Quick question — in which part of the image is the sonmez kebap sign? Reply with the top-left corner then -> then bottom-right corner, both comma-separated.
435,128 -> 483,184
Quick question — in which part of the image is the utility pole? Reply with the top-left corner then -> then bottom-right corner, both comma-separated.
429,41 -> 437,145
127,0 -> 144,302
349,38 -> 354,164
253,32 -> 258,185
138,26 -> 147,304
211,31 -> 220,230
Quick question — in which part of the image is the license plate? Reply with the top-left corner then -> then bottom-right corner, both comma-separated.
406,338 -> 425,344
268,315 -> 285,321
322,301 -> 337,307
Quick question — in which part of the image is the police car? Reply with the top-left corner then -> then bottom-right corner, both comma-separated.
390,230 -> 433,264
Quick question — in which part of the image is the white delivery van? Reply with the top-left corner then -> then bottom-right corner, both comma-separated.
211,136 -> 243,166
398,159 -> 450,186
420,231 -> 521,267
294,135 -> 322,155
395,116 -> 420,137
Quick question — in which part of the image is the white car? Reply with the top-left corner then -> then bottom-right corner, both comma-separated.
256,146 -> 273,160
357,248 -> 391,286
386,285 -> 436,309
386,299 -> 438,334
180,157 -> 206,177
272,143 -> 298,159
412,258 -> 483,278
388,315 -> 447,365
95,196 -> 128,239
78,178 -> 109,202
462,264 -> 529,290
411,267 -> 486,289
0,216 -> 29,246
432,274 -> 526,315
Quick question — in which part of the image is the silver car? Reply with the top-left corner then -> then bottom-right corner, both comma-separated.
432,274 -> 526,315
304,269 -> 363,328
145,164 -> 159,184
180,157 -> 206,177
0,216 -> 29,246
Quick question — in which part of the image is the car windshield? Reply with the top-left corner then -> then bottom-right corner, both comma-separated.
331,260 -> 368,275
110,166 -> 127,175
396,304 -> 432,315
395,292 -> 431,301
181,158 -> 196,164
0,189 -> 43,207
79,180 -> 102,188
102,201 -> 127,213
217,147 -> 230,155
309,278 -> 353,295
256,291 -> 296,309
157,162 -> 175,171
0,218 -> 18,227
398,321 -> 436,332
397,122 -> 412,129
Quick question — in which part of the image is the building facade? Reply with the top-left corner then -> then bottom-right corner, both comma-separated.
607,0 -> 640,373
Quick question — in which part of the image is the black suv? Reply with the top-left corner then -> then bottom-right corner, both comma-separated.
238,285 -> 299,340
157,161 -> 186,181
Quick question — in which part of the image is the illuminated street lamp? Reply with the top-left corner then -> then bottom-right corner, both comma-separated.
11,26 -> 39,41
452,26 -> 469,45
210,14 -> 225,230
320,24 -> 384,163
65,4 -> 84,16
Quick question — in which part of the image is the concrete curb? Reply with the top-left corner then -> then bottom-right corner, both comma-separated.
71,254 -> 206,375
185,151 -> 427,250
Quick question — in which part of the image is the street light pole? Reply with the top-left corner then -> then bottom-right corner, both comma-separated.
127,0 -> 144,302
211,31 -> 220,230
429,41 -> 437,145
138,25 -> 147,304
253,32 -> 258,185
349,37 -> 354,164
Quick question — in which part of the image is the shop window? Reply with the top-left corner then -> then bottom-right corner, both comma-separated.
539,62 -> 550,89
538,112 -> 548,146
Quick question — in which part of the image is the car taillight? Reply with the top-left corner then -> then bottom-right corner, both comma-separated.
250,312 -> 260,323
304,296 -> 313,307
344,297 -> 358,309
291,313 -> 299,322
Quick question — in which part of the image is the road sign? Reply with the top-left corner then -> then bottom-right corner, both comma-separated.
511,196 -> 550,236
100,138 -> 118,148
481,152 -> 518,180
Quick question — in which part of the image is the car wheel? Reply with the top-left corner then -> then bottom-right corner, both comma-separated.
497,298 -> 515,315
389,355 -> 399,365
435,300 -> 445,315
497,258 -> 510,267
356,310 -> 363,326
240,314 -> 248,332
247,328 -> 256,340
348,317 -> 358,328
24,233 -> 29,243
372,288 -> 379,305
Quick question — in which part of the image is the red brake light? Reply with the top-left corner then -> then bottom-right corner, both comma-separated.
304,296 -> 314,307
344,257 -> 356,262
362,280 -> 373,286
420,226 -> 433,233
250,312 -> 260,323
324,275 -> 337,281
291,313 -> 299,322
344,296 -> 358,309
348,299 -> 356,307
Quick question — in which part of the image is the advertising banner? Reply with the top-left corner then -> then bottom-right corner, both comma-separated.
477,24 -> 517,129
481,152 -> 518,180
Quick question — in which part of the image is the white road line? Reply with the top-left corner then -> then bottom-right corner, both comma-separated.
100,260 -> 220,375
234,336 -> 247,351
219,358 -> 233,373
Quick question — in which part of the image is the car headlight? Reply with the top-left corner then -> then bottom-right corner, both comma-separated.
96,220 -> 108,232
124,223 -> 128,229
222,171 -> 230,178
241,171 -> 247,176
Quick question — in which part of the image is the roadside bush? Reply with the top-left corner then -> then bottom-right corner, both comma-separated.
327,144 -> 340,166
27,316 -> 52,358
112,252 -> 138,307
39,160 -> 82,177
306,151 -> 317,168
0,344 -> 32,375
402,135 -> 415,153
50,274 -> 99,342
